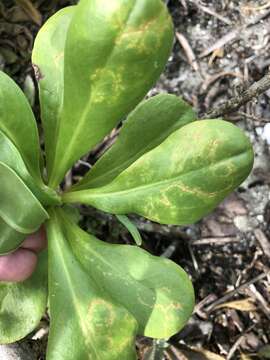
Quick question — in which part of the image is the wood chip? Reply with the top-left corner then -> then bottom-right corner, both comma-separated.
208,48 -> 224,66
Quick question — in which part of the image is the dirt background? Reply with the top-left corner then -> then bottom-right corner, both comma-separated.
0,0 -> 270,359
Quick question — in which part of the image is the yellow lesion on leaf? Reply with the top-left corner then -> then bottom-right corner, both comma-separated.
137,292 -> 155,309
164,182 -> 218,201
159,193 -> 171,207
116,16 -> 166,55
110,5 -> 132,31
91,91 -> 106,104
87,298 -> 116,327
154,301 -> 183,321
90,68 -> 125,104
53,51 -> 64,67
208,139 -> 220,162
212,161 -> 236,178
142,198 -> 157,218
160,286 -> 173,295
90,68 -> 104,82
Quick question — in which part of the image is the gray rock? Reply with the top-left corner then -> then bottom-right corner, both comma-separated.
0,343 -> 34,360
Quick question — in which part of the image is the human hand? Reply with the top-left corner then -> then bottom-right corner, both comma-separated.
0,227 -> 47,282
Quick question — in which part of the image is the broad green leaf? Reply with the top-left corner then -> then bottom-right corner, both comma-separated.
64,120 -> 254,225
0,251 -> 48,344
58,209 -> 195,338
48,0 -> 174,188
32,6 -> 75,179
46,209 -> 137,360
0,129 -> 60,206
116,214 -> 142,246
0,129 -> 30,182
0,218 -> 25,255
0,71 -> 42,183
73,94 -> 196,190
0,162 -> 48,235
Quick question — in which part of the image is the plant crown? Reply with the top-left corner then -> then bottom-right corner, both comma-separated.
0,0 -> 254,359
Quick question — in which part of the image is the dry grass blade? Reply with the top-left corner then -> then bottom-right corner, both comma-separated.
243,1 -> 270,11
167,345 -> 225,360
214,298 -> 257,312
176,32 -> 200,73
191,237 -> 238,246
204,273 -> 268,313
15,0 -> 42,25
227,325 -> 256,360
188,0 -> 232,25
240,352 -> 252,360
199,29 -> 240,58
199,7 -> 270,58
194,349 -> 226,360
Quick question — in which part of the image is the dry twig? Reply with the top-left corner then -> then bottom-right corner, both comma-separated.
205,73 -> 270,118
189,0 -> 232,25
175,32 -> 200,73
203,272 -> 269,313
199,8 -> 270,58
227,325 -> 256,360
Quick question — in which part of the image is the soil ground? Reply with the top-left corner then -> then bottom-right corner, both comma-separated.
0,0 -> 270,359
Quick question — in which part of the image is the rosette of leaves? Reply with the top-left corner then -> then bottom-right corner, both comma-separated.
0,0 -> 254,359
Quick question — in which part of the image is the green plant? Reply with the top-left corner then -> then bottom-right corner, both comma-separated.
0,0 -> 254,358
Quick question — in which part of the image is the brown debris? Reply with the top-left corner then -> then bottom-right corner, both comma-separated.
254,229 -> 270,258
15,0 -> 42,25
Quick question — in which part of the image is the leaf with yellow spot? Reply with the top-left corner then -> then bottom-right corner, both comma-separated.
0,251 -> 48,344
43,0 -> 174,187
57,208 -> 194,339
46,209 -> 137,360
64,120 -> 254,225
72,94 -> 196,190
